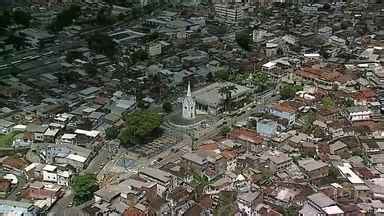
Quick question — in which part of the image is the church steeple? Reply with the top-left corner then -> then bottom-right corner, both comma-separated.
187,82 -> 191,97
182,81 -> 196,120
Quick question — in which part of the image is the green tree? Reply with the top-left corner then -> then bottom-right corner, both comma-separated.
345,97 -> 354,107
250,72 -> 271,92
320,46 -> 330,59
0,10 -> 12,28
131,49 -> 148,64
221,126 -> 231,136
65,50 -> 83,63
96,7 -> 115,26
87,33 -> 117,59
206,72 -> 214,82
259,8 -> 273,17
236,30 -> 251,51
143,32 -> 160,43
218,84 -> 238,112
119,111 -> 162,146
60,71 -> 81,83
322,96 -> 335,110
105,127 -> 119,140
84,63 -> 98,76
328,166 -> 339,180
303,111 -> 316,133
191,174 -> 211,201
282,206 -> 299,216
162,101 -> 173,113
280,84 -> 302,100
49,4 -> 81,32
6,34 -> 26,50
213,192 -> 237,216
215,70 -> 230,81
13,10 -> 32,27
72,174 -> 99,206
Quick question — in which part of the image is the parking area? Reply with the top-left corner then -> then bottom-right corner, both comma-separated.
128,135 -> 177,158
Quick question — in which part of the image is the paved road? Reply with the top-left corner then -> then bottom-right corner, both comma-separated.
82,144 -> 111,175
48,190 -> 74,216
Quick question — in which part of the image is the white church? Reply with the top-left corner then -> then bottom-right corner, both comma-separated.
182,83 -> 196,120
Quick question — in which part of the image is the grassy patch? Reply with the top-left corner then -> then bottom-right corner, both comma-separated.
213,191 -> 237,216
0,132 -> 18,148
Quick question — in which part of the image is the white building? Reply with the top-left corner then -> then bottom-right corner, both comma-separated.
147,42 -> 162,56
337,163 -> 364,185
17,28 -> 55,48
214,4 -> 243,24
182,83 -> 196,120
42,165 -> 72,186
0,119 -> 15,135
329,35 -> 346,47
237,191 -> 262,216
60,134 -> 77,145
318,26 -> 332,38
345,106 -> 372,122
300,192 -> 344,216
138,167 -> 176,196
265,42 -> 279,57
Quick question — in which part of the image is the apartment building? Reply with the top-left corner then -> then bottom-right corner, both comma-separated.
214,4 -> 243,24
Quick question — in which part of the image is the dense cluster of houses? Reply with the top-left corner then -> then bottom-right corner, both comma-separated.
0,0 -> 384,215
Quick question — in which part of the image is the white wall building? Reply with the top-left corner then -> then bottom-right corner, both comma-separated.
237,191 -> 262,216
214,4 -> 243,24
147,42 -> 162,56
60,134 -> 77,145
42,165 -> 72,186
346,106 -> 372,122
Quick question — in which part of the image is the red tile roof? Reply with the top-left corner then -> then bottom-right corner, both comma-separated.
221,150 -> 237,160
229,128 -> 263,145
1,157 -> 29,171
123,207 -> 146,216
352,121 -> 378,132
354,88 -> 377,102
258,206 -> 283,216
354,167 -> 376,179
296,67 -> 342,82
22,188 -> 61,200
199,143 -> 219,151
272,102 -> 296,113
199,195 -> 214,209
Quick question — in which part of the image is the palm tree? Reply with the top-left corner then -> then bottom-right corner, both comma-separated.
191,174 -> 211,201
218,84 -> 238,112
249,72 -> 270,92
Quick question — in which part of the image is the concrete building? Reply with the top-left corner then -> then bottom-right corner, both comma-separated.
298,158 -> 329,180
263,151 -> 292,173
147,42 -> 162,57
268,102 -> 296,126
345,106 -> 372,122
192,82 -> 251,115
214,4 -> 243,24
237,191 -> 263,216
17,28 -> 55,48
257,119 -> 278,138
299,192 -> 344,216
318,26 -> 333,39
42,165 -> 72,186
265,42 -> 279,57
138,167 -> 176,196
0,199 -> 39,216
0,119 -> 15,135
